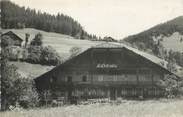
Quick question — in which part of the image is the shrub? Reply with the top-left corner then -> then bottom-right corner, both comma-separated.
1,60 -> 39,110
18,78 -> 40,108
5,46 -> 23,61
25,45 -> 62,66
158,75 -> 181,98
30,33 -> 43,46
166,59 -> 177,73
40,46 -> 62,65
21,49 -> 29,61
26,46 -> 43,63
1,35 -> 14,47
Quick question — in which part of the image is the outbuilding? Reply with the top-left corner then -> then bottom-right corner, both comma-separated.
2,31 -> 23,47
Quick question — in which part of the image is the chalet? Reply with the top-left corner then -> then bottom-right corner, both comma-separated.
2,31 -> 23,47
34,43 -> 181,103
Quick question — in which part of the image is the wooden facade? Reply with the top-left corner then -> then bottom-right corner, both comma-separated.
2,31 -> 23,47
35,43 -> 179,103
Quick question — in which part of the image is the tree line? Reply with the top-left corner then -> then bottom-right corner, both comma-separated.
0,1 -> 119,41
0,1 -> 99,40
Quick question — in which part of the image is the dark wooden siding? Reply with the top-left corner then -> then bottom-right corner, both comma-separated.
2,31 -> 23,46
35,47 -> 173,101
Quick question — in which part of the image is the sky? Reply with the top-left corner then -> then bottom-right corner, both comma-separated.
11,0 -> 183,39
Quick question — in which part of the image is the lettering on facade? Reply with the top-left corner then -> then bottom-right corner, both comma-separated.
96,64 -> 118,68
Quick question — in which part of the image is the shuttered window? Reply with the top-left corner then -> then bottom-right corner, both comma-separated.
82,75 -> 87,82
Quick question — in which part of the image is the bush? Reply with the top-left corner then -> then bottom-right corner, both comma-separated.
25,45 -> 62,66
30,33 -> 43,46
1,35 -> 14,47
5,46 -> 23,61
166,59 -> 177,73
40,46 -> 62,65
18,78 -> 40,108
26,46 -> 43,63
1,60 -> 39,110
21,49 -> 29,61
158,75 -> 181,98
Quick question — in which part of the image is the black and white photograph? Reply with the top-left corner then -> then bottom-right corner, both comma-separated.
0,0 -> 183,116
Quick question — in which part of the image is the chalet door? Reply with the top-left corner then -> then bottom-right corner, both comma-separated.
110,87 -> 117,100
143,88 -> 148,98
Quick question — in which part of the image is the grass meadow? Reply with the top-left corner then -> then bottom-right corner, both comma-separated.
1,99 -> 183,117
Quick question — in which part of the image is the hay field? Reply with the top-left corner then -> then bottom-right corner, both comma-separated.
1,99 -> 183,117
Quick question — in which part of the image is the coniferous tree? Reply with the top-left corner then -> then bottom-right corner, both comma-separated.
0,1 -> 94,39
30,33 -> 43,46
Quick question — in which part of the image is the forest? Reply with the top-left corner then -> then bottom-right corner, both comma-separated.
0,1 -> 100,40
123,16 -> 183,45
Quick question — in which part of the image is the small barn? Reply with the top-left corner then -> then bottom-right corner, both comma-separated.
2,31 -> 23,47
34,43 -> 181,103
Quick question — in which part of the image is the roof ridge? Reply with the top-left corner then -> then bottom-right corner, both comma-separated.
92,42 -> 123,48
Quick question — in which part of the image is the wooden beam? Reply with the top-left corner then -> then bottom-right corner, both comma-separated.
136,69 -> 139,85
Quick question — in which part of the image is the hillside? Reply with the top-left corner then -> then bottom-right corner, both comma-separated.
2,28 -> 103,59
1,28 -> 103,78
10,61 -> 54,78
1,28 -> 183,78
123,16 -> 183,52
123,16 -> 183,68
159,32 -> 183,52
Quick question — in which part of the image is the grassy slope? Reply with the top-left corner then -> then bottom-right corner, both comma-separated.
1,28 -> 103,78
1,99 -> 183,117
2,28 -> 182,78
2,28 -> 102,58
10,62 -> 54,78
152,32 -> 183,52
161,32 -> 183,52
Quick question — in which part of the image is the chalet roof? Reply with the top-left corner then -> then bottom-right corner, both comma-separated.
93,42 -> 181,67
2,31 -> 23,42
35,42 -> 182,81
92,43 -> 182,79
93,42 -> 122,48
93,42 -> 166,66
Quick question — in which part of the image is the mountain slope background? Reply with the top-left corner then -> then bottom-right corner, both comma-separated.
123,16 -> 183,52
123,16 -> 183,67
1,1 -> 182,78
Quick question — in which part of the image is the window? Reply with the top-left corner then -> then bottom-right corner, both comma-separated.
67,76 -> 72,82
82,75 -> 87,82
98,75 -> 104,81
113,75 -> 117,81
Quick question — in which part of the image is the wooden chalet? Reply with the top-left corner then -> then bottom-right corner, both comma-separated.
34,43 -> 181,103
2,31 -> 23,47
